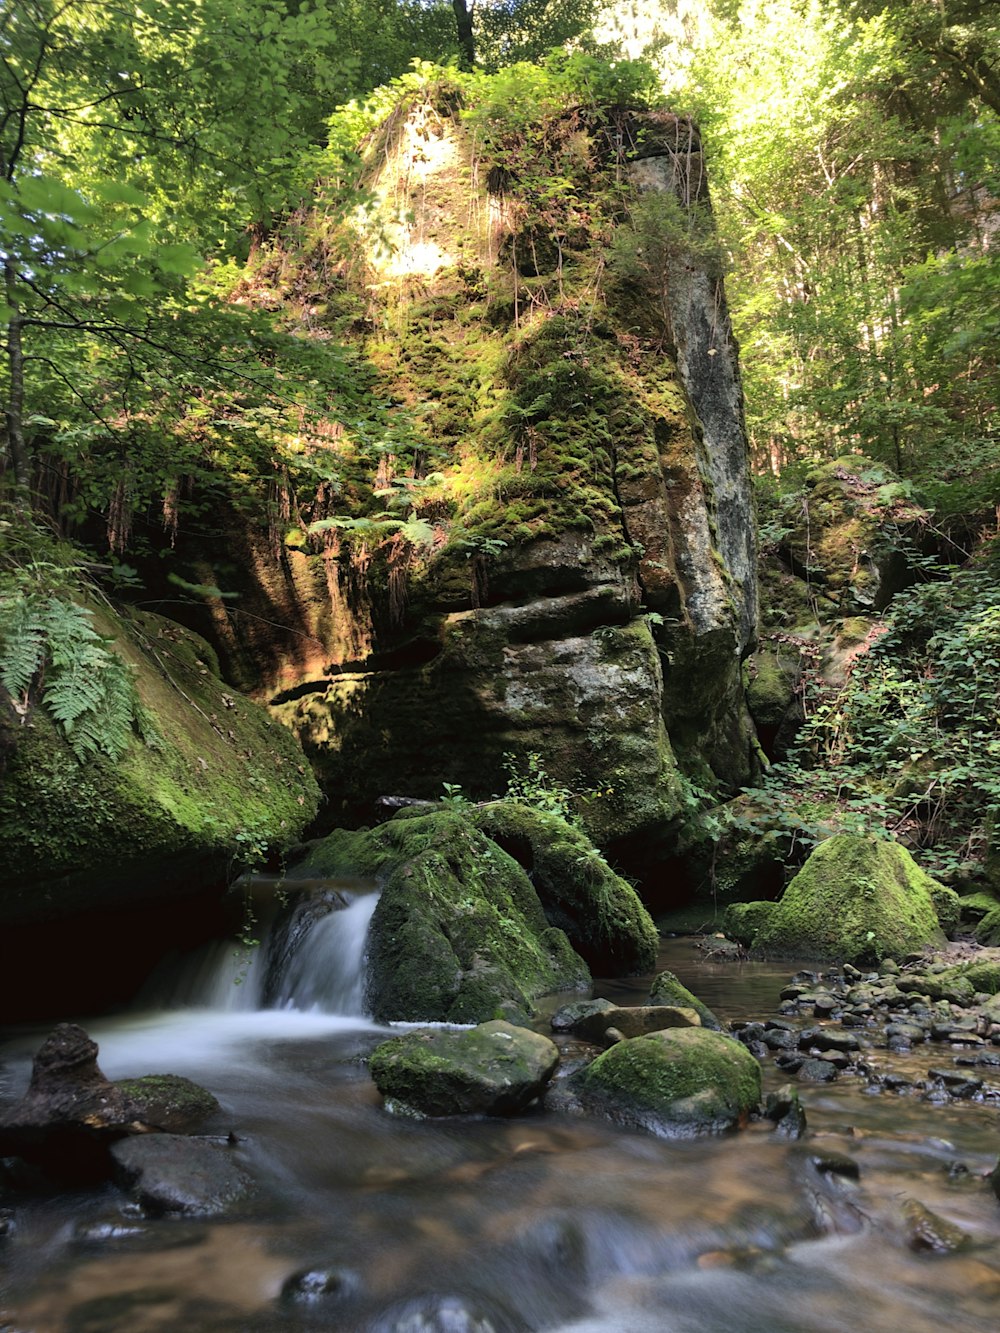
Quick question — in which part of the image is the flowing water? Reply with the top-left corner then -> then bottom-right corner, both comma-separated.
2,883 -> 999,1333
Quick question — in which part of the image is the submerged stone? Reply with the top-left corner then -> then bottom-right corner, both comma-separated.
368,1020 -> 560,1117
574,1027 -> 761,1137
902,1199 -> 971,1253
110,1136 -> 255,1217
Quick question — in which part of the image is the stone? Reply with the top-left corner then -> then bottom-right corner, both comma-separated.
113,1075 -> 219,1134
368,1021 -> 560,1117
648,969 -> 723,1029
554,1002 -> 701,1046
574,1027 -> 761,1137
368,1294 -> 511,1333
550,998 -> 617,1033
764,1084 -> 807,1138
902,1199 -> 971,1253
749,835 -> 946,963
798,1059 -> 839,1083
110,1136 -> 255,1216
0,1024 -> 150,1181
280,1267 -> 360,1305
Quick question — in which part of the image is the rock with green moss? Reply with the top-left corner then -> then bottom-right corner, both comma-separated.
750,835 -> 945,963
368,1020 -> 560,1117
0,603 -> 319,926
296,809 -> 590,1023
471,802 -> 659,975
746,649 -> 800,730
957,892 -> 1000,925
113,1076 -> 219,1134
648,969 -> 722,1030
723,900 -> 777,946
976,907 -> 1000,947
575,1028 -> 761,1137
929,884 -> 962,936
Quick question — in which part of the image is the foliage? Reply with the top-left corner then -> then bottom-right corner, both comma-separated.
735,564 -> 1000,882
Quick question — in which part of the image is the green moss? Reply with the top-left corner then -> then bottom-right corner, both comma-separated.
722,900 -> 776,945
751,835 -> 945,963
975,906 -> 1000,947
298,808 -> 590,1023
929,883 -> 962,935
648,970 -> 722,1030
746,651 -> 796,728
578,1028 -> 761,1135
116,1074 -> 220,1132
471,801 -> 659,975
957,891 -> 999,923
0,607 -> 319,923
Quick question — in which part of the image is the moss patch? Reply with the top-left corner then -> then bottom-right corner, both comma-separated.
115,1075 -> 220,1133
577,1027 -> 761,1136
648,970 -> 722,1029
751,835 -> 945,963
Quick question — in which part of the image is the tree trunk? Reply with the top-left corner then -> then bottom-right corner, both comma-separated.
2,256 -> 31,500
452,0 -> 476,69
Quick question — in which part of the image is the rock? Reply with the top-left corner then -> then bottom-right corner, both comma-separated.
764,1084 -> 807,1138
554,1002 -> 702,1046
886,1022 -> 927,1044
807,1150 -> 860,1181
368,1293 -> 515,1333
574,1027 -> 761,1136
722,900 -> 776,946
802,1030 -> 860,1054
648,969 -> 723,1029
749,835 -> 946,963
299,810 -> 591,1023
110,1136 -> 255,1216
0,1024 -> 150,1180
368,1021 -> 560,1117
113,1075 -> 219,1133
550,998 -> 617,1033
470,803 -> 659,975
280,1267 -> 360,1305
798,1058 -> 839,1082
902,1199 -> 971,1253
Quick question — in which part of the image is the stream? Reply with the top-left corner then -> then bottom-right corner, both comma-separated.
1,879 -> 999,1332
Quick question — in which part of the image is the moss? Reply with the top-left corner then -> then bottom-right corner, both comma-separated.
577,1028 -> 761,1135
297,809 -> 590,1023
957,891 -> 999,924
648,970 -> 722,1030
751,835 -> 945,963
746,651 -> 797,729
471,801 -> 659,975
929,883 -> 962,936
0,607 -> 319,924
722,900 -> 776,946
116,1075 -> 220,1133
975,906 -> 1000,947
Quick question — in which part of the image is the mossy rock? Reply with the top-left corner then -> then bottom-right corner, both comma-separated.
958,892 -> 1000,925
929,884 -> 962,936
575,1028 -> 761,1137
295,809 -> 590,1023
368,1020 -> 560,1117
723,900 -> 776,946
750,835 -> 945,964
648,969 -> 722,1030
746,649 -> 799,729
114,1075 -> 220,1134
471,801 -> 659,975
975,907 -> 1000,947
0,605 -> 319,925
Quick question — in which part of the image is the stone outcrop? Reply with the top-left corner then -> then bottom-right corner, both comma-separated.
169,81 -> 758,875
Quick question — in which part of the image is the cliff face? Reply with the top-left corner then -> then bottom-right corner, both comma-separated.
194,81 -> 758,867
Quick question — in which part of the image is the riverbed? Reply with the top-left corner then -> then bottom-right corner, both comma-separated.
1,888 -> 998,1332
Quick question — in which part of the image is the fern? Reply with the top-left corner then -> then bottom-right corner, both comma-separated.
1,587 -> 147,762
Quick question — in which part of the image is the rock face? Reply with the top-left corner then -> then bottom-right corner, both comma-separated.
575,1027 -> 761,1136
746,835 -> 946,963
175,80 -> 757,874
293,804 -> 658,1022
368,1021 -> 560,1117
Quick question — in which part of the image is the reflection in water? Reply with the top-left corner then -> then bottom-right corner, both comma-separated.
1,931 -> 999,1331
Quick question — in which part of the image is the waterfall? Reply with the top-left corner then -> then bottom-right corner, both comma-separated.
150,886 -> 379,1020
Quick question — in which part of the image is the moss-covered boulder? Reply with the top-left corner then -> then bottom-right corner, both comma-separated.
294,809 -> 590,1022
575,1028 -> 761,1137
0,603 -> 319,925
722,900 -> 776,946
471,802 -> 659,975
648,969 -> 722,1030
976,907 -> 1000,947
113,1075 -> 219,1134
750,835 -> 945,963
368,1021 -> 560,1117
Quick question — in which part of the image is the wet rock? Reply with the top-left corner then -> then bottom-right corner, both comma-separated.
882,1073 -> 913,1092
804,1030 -> 860,1054
0,1024 -> 150,1181
574,1027 -> 761,1137
807,1150 -> 860,1181
552,1002 -> 702,1047
902,1199 -> 971,1253
648,970 -> 723,1030
550,998 -> 615,1033
798,1058 -> 839,1082
764,1084 -> 807,1138
369,1021 -> 560,1117
927,1069 -> 983,1098
280,1266 -> 361,1305
369,1294 -> 519,1333
813,995 -> 839,1018
774,1053 -> 804,1073
886,1022 -> 926,1044
763,1028 -> 799,1051
110,1136 -> 256,1216
112,1075 -> 219,1133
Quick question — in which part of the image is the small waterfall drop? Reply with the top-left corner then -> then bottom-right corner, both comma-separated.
269,891 -> 379,1014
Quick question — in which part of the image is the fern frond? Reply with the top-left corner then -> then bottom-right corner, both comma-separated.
0,592 -> 48,697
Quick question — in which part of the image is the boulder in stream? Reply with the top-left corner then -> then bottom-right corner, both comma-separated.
574,1027 -> 762,1136
110,1135 -> 256,1216
368,1020 -> 560,1117
113,1074 -> 220,1133
649,968 -> 723,1029
745,835 -> 947,964
550,1000 -> 702,1047
0,1024 -> 151,1181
